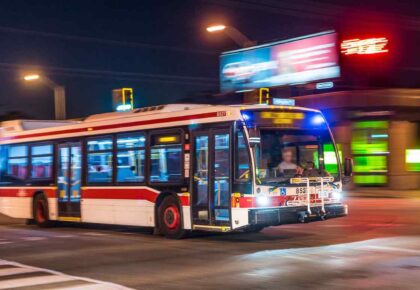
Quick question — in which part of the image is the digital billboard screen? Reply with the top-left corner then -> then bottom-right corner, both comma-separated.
220,31 -> 340,92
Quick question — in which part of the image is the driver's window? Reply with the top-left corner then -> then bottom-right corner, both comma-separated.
235,131 -> 250,181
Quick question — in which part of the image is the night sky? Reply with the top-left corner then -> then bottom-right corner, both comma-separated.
0,0 -> 418,119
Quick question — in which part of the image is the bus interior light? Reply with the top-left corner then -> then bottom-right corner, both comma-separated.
158,136 -> 177,143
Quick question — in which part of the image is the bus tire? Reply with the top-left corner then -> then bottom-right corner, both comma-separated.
158,196 -> 187,239
33,194 -> 52,228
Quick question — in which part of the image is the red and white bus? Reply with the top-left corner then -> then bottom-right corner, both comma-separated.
0,104 -> 349,238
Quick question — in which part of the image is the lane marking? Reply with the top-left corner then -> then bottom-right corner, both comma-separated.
368,223 -> 405,227
56,234 -> 76,238
0,259 -> 134,290
83,232 -> 108,237
316,224 -> 353,227
365,245 -> 420,255
22,237 -> 47,241
0,241 -> 12,245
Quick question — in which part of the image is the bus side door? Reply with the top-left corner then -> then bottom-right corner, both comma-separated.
191,128 -> 232,229
57,142 -> 82,220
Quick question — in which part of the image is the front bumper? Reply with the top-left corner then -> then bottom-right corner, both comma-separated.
248,204 -> 348,226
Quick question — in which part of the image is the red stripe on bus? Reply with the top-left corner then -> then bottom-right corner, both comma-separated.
233,196 -> 288,208
1,112 -> 221,141
0,187 -> 190,206
82,188 -> 190,206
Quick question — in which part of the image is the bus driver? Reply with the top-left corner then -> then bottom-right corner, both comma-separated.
276,148 -> 303,175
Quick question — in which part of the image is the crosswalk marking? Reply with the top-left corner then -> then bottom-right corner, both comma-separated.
0,266 -> 37,276
0,274 -> 74,289
0,259 -> 133,290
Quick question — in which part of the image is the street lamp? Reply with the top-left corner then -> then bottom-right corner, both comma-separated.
206,24 -> 256,48
23,74 -> 66,120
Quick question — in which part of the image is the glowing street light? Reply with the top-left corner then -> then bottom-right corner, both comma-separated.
23,74 -> 40,81
206,24 -> 256,48
206,25 -> 226,33
23,73 -> 66,120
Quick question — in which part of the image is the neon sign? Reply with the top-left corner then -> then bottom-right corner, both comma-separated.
341,37 -> 388,55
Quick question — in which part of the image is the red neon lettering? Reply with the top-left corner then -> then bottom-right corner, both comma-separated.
341,37 -> 389,55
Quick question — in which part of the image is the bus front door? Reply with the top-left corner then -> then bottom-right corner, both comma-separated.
192,129 -> 231,230
57,142 -> 82,221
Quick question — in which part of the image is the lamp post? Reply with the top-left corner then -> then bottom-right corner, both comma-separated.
23,74 -> 66,120
206,24 -> 256,48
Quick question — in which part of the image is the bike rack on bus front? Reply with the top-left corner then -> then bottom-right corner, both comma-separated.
290,176 -> 334,216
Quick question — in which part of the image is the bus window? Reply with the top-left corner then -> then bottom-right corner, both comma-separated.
116,133 -> 146,183
31,144 -> 53,179
87,137 -> 113,183
7,145 -> 28,182
150,133 -> 182,183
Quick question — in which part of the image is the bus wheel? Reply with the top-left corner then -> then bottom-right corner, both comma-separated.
158,196 -> 187,239
33,194 -> 51,227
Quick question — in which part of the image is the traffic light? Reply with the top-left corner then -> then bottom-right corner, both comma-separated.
113,88 -> 134,111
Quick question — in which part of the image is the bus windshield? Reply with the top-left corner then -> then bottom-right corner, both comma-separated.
242,109 -> 340,185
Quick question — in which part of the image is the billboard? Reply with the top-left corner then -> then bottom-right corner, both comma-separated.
220,31 -> 340,92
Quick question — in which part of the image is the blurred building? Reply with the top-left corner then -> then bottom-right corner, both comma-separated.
294,88 -> 420,189
184,30 -> 419,189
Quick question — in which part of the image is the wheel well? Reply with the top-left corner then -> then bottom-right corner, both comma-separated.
32,191 -> 46,219
154,191 -> 181,229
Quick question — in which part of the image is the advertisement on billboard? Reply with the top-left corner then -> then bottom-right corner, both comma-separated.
220,31 -> 340,92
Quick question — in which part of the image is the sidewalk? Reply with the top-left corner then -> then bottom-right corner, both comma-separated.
345,188 -> 420,199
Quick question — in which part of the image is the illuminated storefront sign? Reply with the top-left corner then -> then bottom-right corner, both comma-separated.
220,31 -> 340,92
352,121 -> 389,185
341,37 -> 389,55
406,149 -> 420,172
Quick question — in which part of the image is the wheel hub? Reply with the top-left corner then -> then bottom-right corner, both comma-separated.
164,205 -> 179,230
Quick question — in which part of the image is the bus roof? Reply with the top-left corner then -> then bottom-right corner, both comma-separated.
0,103 -> 320,144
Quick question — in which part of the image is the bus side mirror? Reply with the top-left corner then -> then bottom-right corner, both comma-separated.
344,157 -> 353,177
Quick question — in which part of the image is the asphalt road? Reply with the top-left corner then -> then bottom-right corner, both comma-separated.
2,197 -> 420,289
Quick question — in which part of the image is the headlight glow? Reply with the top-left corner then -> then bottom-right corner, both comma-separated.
257,196 -> 270,206
332,191 -> 342,200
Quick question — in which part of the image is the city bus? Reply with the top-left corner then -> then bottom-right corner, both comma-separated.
0,104 -> 350,238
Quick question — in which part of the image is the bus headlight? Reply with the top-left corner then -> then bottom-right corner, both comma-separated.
257,196 -> 270,206
332,191 -> 342,200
